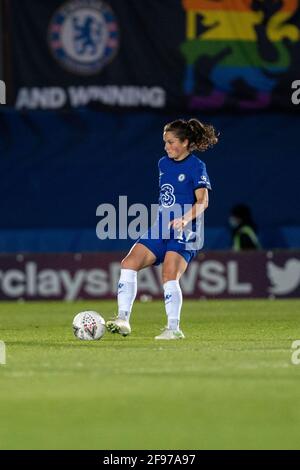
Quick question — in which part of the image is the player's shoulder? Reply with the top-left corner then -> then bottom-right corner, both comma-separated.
158,156 -> 168,167
189,154 -> 207,169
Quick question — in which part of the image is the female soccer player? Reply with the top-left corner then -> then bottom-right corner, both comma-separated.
106,118 -> 218,339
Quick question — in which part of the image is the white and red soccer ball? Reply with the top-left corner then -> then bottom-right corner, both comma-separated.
72,311 -> 106,341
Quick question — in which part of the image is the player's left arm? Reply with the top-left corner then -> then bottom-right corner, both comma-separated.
170,188 -> 209,230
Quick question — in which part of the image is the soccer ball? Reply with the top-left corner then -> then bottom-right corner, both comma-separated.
72,311 -> 106,341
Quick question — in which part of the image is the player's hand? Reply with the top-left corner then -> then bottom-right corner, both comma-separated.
169,218 -> 188,230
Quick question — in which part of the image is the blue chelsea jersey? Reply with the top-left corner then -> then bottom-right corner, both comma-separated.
158,154 -> 211,211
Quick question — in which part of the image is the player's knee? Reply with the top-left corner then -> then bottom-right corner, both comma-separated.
121,257 -> 134,270
121,256 -> 141,271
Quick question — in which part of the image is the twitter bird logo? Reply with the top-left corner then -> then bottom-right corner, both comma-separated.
267,259 -> 300,295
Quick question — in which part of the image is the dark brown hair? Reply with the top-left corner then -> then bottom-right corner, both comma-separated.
164,118 -> 219,152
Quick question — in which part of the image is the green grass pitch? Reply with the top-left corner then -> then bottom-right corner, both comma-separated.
0,299 -> 300,450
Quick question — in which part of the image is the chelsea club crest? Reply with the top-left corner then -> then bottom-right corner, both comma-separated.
48,0 -> 119,75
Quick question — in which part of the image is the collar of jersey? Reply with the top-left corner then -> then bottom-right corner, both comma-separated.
170,153 -> 192,164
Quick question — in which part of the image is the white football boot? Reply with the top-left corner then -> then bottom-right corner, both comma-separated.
155,327 -> 185,340
106,318 -> 131,337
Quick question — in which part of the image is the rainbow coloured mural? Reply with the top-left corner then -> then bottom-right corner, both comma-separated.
181,0 -> 300,109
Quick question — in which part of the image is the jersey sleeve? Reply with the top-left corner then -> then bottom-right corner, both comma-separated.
192,160 -> 212,191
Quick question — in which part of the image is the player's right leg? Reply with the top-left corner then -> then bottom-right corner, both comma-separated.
106,243 -> 157,336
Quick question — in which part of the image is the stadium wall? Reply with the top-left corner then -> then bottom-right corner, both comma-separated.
0,251 -> 299,300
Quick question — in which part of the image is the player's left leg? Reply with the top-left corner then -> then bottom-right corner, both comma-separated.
155,251 -> 188,340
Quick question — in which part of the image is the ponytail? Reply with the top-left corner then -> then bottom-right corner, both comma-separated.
164,118 -> 219,152
187,118 -> 218,152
